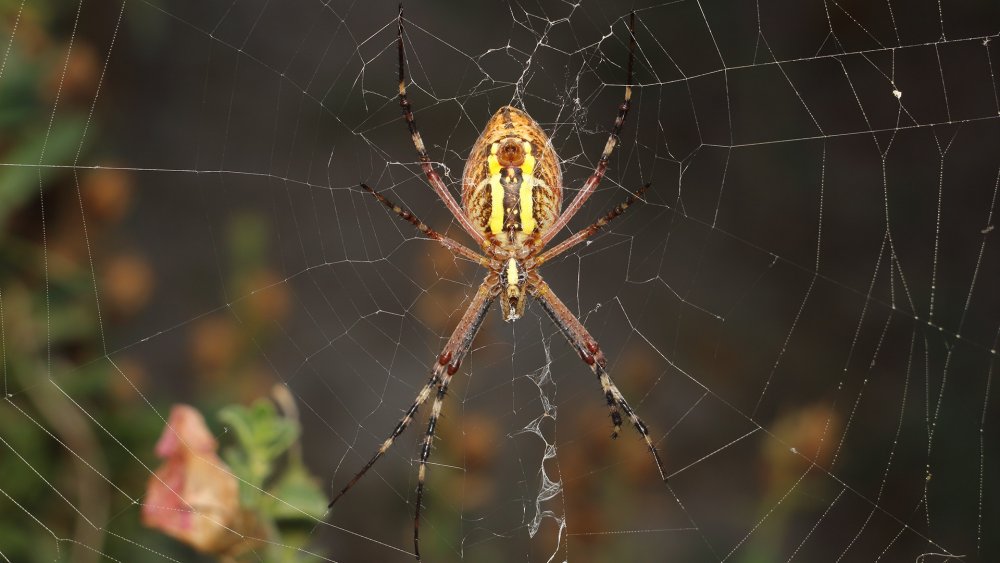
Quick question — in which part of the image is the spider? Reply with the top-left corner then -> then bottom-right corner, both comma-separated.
329,8 -> 664,560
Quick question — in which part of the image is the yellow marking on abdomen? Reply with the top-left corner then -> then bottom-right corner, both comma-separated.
519,141 -> 537,234
488,143 -> 504,234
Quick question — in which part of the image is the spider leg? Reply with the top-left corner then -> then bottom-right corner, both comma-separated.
397,6 -> 487,246
361,183 -> 488,267
540,11 -> 636,247
328,279 -> 496,560
533,183 -> 651,267
413,368 -> 453,561
528,277 -> 667,481
327,372 -> 438,507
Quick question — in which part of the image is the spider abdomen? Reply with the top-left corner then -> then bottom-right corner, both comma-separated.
462,106 -> 562,244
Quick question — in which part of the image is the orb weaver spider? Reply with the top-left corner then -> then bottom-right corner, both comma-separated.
330,8 -> 664,560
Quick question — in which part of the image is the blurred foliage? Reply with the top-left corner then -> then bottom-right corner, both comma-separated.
142,400 -> 326,562
218,398 -> 328,560
0,2 -> 320,561
0,3 -> 139,561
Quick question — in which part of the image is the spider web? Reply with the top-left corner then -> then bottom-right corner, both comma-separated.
1,0 -> 999,561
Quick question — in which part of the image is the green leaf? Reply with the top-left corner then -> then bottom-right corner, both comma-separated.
218,399 -> 299,489
265,461 -> 328,521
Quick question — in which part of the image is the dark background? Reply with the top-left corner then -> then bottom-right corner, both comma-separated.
2,0 -> 999,561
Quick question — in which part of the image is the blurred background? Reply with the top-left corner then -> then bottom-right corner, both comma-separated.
1,0 -> 999,561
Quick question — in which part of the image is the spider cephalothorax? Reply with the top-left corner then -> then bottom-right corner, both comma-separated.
330,8 -> 662,561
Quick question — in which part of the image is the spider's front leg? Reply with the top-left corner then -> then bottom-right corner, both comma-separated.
528,278 -> 667,481
329,279 -> 497,560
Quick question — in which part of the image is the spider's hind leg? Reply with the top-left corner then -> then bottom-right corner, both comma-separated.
395,5 -> 486,245
539,11 -> 638,246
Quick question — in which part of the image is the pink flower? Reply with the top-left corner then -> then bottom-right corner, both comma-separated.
142,404 -> 242,553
